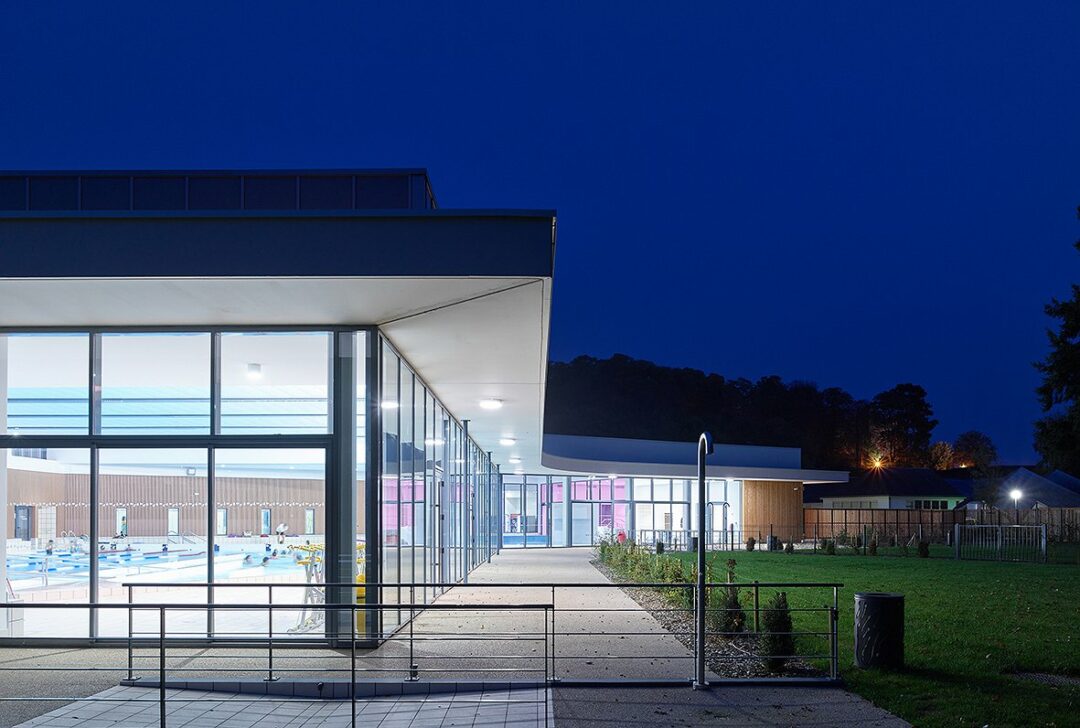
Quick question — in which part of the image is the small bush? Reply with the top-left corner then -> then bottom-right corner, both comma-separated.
760,591 -> 794,672
868,538 -> 878,556
746,537 -> 756,552
709,559 -> 747,637
784,540 -> 794,554
825,540 -> 836,556
917,540 -> 930,558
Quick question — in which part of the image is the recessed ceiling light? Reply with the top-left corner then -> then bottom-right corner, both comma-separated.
478,398 -> 503,410
380,401 -> 399,410
499,437 -> 517,446
514,469 -> 525,475
246,362 -> 263,380
509,457 -> 522,464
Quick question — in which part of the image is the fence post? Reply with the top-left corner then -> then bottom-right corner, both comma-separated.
266,602 -> 274,682
830,586 -> 839,680
551,585 -> 558,681
159,606 -> 166,728
953,523 -> 961,560
1041,524 -> 1048,564
408,584 -> 418,681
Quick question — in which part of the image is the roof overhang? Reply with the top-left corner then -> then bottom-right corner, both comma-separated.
540,434 -> 848,483
0,210 -> 556,471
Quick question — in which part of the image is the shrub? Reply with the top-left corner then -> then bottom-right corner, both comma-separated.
825,540 -> 836,556
868,538 -> 878,556
746,537 -> 756,552
917,540 -> 930,558
784,540 -> 794,554
760,591 -> 794,672
709,559 -> 746,637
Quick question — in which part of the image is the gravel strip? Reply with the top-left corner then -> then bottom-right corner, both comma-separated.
592,558 -> 824,679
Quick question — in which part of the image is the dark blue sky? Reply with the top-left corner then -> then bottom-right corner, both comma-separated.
2,3 -> 1078,462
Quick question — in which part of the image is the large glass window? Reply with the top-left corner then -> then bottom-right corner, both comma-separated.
3,334 -> 89,435
96,448 -> 208,638
212,448 -> 326,639
2,449 -> 90,637
220,332 -> 331,434
100,333 -> 211,434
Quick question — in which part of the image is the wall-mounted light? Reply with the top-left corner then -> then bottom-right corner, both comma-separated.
246,363 -> 263,380
478,398 -> 503,410
499,437 -> 517,447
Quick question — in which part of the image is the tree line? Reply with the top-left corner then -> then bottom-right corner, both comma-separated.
544,354 -> 995,471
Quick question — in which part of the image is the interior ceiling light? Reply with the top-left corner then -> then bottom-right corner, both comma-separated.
508,457 -> 522,464
380,401 -> 400,410
425,438 -> 446,446
478,398 -> 503,410
246,362 -> 263,380
499,437 -> 517,446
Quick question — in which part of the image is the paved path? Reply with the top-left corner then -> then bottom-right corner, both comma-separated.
363,548 -> 700,681
14,685 -> 552,728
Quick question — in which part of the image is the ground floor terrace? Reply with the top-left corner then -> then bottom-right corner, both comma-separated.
0,548 -> 906,728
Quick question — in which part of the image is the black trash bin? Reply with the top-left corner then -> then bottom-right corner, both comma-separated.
853,592 -> 904,668
655,541 -> 665,555
689,536 -> 699,552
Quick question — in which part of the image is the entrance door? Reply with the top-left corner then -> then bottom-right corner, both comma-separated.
571,503 -> 593,545
14,505 -> 31,541
115,508 -> 128,538
167,508 -> 180,539
502,483 -> 523,547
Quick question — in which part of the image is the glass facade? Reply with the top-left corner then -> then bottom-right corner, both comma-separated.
501,474 -> 743,549
0,328 -> 498,642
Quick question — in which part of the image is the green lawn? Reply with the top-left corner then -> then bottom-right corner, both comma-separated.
671,550 -> 1080,727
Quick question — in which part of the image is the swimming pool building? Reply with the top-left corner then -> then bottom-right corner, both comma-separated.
0,169 -> 844,643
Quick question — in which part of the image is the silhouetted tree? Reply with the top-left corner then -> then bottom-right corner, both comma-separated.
953,431 -> 998,469
1034,208 -> 1080,473
867,384 -> 937,467
929,441 -> 955,470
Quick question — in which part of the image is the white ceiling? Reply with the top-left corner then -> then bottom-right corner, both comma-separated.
0,276 -> 552,471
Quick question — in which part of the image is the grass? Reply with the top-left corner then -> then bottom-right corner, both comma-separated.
668,549 -> 1080,727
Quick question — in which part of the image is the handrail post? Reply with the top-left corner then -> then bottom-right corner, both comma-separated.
350,604 -> 357,728
550,585 -> 558,681
753,581 -> 760,632
159,606 -> 166,727
694,432 -> 713,690
830,586 -> 839,680
408,584 -> 418,681
127,585 -> 134,681
265,601 -> 274,682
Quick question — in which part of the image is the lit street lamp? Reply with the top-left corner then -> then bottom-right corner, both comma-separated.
1010,488 -> 1022,523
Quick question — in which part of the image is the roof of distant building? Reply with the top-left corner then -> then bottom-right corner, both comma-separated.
804,467 -> 962,503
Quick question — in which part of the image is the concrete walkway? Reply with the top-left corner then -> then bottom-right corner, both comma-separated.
364,548 -> 699,682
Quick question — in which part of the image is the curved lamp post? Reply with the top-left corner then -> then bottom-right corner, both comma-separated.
695,432 -> 714,689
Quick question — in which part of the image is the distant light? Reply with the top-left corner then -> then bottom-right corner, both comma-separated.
871,457 -> 884,469
508,457 -> 522,464
246,362 -> 263,380
499,438 -> 517,447
380,401 -> 399,410
478,398 -> 503,411
1010,488 -> 1022,502
425,438 -> 446,446
185,467 -> 197,476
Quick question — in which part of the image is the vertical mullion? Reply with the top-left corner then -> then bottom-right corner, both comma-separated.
364,332 -> 381,641
88,333 -> 100,639
207,333 -> 220,637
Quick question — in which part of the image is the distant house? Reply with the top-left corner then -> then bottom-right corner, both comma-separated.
804,468 -> 965,510
996,468 -> 1080,509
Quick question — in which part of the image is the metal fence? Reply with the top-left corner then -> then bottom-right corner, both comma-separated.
954,524 -> 1048,563
634,528 -> 798,552
0,578 -> 842,725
